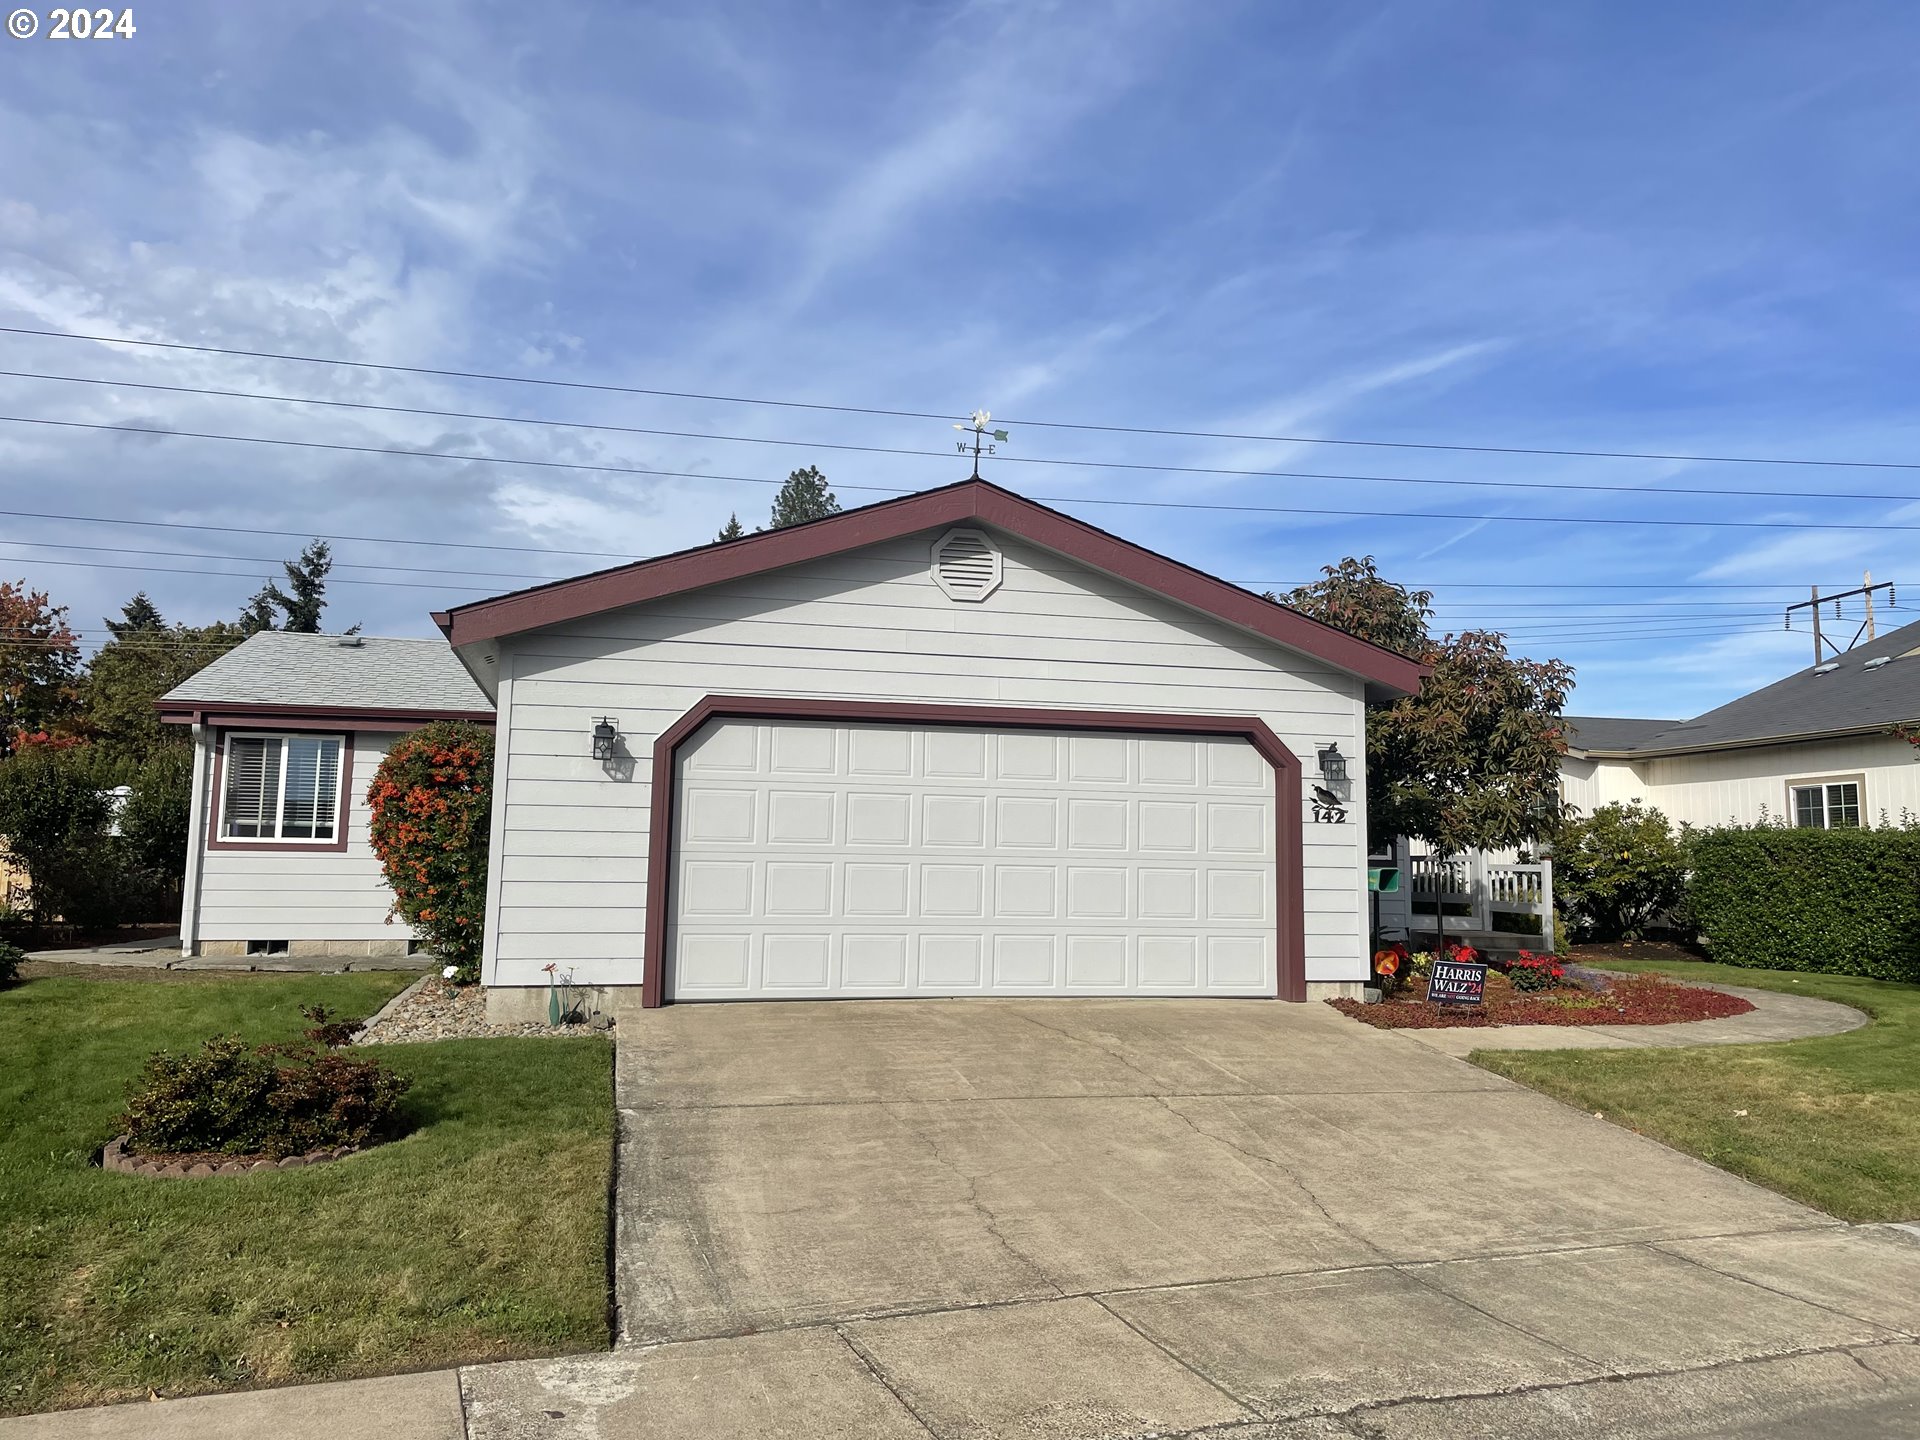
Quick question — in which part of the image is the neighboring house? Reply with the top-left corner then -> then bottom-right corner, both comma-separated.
158,633 -> 494,960
430,479 -> 1424,1017
1561,615 -> 1920,829
1374,619 -> 1920,952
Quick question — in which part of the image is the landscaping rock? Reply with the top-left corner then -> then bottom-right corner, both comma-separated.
356,975 -> 608,1044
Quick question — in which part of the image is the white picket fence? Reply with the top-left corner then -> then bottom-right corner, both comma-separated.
1402,848 -> 1555,949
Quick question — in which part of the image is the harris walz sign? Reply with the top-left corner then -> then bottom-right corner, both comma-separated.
1427,955 -> 1488,1006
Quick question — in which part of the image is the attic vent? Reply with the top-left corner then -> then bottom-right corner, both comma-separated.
1813,661 -> 1840,675
931,528 -> 1002,602
1865,656 -> 1892,670
336,635 -> 364,648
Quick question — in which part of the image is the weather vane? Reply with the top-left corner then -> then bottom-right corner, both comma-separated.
953,409 -> 1009,480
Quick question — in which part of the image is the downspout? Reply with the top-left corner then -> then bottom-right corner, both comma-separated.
178,719 -> 211,956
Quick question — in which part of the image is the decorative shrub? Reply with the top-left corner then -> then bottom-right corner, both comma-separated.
1554,801 -> 1689,941
120,1034 -> 411,1158
366,721 -> 494,984
1507,950 -> 1567,992
1688,823 -> 1920,982
0,939 -> 22,987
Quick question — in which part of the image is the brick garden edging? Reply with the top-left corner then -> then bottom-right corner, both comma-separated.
101,1133 -> 363,1178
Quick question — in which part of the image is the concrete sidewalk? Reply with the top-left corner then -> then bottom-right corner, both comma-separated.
1397,980 -> 1868,1056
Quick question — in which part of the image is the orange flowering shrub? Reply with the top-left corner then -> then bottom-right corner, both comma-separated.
365,720 -> 494,983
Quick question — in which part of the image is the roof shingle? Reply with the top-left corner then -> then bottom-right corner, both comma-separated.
160,633 -> 491,714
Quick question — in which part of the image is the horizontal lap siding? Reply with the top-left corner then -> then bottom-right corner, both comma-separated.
484,529 -> 1368,987
196,731 -> 410,944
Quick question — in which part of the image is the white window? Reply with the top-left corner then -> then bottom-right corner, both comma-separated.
221,734 -> 345,842
1790,777 -> 1862,830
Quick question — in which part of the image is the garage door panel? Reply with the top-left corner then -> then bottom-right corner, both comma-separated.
670,719 -> 1277,1000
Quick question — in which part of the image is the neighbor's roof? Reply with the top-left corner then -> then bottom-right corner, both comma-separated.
433,478 -> 1430,701
1562,715 -> 1683,753
158,633 -> 493,721
1577,615 -> 1920,756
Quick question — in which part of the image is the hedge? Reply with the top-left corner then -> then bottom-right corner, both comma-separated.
1688,824 -> 1920,982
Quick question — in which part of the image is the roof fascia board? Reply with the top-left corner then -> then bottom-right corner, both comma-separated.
156,700 -> 495,730
438,481 -> 1428,697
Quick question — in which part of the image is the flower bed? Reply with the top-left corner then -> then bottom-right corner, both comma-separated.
1330,970 -> 1755,1029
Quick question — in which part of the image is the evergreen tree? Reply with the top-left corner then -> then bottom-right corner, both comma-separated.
715,513 -> 746,543
107,591 -> 166,639
84,603 -> 247,762
767,466 -> 840,530
262,539 -> 335,633
238,586 -> 279,634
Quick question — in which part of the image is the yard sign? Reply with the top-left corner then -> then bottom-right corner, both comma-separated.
1427,958 -> 1487,1006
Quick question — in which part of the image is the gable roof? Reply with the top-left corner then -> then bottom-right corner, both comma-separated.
1562,715 -> 1683,753
1577,615 -> 1920,756
157,633 -> 494,724
433,479 -> 1428,699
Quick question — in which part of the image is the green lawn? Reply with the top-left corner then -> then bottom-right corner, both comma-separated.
1475,959 -> 1920,1224
0,970 -> 613,1416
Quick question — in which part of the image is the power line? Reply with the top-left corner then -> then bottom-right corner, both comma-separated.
9,323 -> 1920,473
0,554 -> 501,591
0,540 -> 1815,612
0,538 -> 567,583
4,412 -> 1918,534
11,367 -> 1920,507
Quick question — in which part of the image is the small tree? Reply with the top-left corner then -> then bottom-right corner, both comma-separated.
1286,558 -> 1573,940
0,581 -> 82,758
715,514 -> 746,542
239,540 -> 355,634
1553,801 -> 1688,941
365,720 -> 493,982
767,466 -> 840,529
0,744 -> 116,927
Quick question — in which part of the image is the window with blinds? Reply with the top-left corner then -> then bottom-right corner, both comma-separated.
222,734 -> 344,842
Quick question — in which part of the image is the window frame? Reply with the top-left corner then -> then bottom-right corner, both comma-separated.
1786,772 -> 1866,830
209,730 -> 353,852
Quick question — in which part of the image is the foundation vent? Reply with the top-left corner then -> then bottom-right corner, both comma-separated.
931,528 -> 1002,602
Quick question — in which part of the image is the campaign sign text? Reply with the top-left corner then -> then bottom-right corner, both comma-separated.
1428,958 -> 1487,1006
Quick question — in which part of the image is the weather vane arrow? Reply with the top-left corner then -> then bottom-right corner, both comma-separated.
953,409 -> 1010,480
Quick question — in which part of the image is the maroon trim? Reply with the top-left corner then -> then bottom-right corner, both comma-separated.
162,701 -> 493,732
641,695 -> 1308,1009
438,480 -> 1427,698
206,730 -> 355,854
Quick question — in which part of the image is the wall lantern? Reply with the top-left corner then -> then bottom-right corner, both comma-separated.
1316,742 -> 1352,801
591,718 -> 620,762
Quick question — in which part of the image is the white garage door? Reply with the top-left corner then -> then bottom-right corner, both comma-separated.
668,718 -> 1276,999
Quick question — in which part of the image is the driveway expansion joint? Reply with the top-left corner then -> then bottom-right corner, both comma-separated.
1651,1238 -> 1918,1342
831,1324 -> 941,1437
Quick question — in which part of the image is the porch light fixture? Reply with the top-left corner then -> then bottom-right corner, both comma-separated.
591,718 -> 620,762
1316,743 -> 1352,801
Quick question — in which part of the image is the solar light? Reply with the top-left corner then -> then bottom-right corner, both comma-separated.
591,718 -> 620,762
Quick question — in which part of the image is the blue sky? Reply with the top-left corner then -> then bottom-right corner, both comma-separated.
4,0 -> 1919,717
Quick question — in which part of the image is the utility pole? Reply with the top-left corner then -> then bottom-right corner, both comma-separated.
1785,577 -> 1897,663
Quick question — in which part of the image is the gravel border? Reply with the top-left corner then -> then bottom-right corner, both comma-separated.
355,975 -> 610,1044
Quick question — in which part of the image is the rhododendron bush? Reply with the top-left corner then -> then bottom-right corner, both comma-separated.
366,720 -> 493,983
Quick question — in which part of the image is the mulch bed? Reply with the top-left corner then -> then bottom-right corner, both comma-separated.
1329,970 -> 1755,1030
101,1133 -> 363,1178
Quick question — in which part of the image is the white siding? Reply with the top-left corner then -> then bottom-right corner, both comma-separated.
483,528 -> 1371,988
192,730 -> 409,944
1559,735 -> 1920,830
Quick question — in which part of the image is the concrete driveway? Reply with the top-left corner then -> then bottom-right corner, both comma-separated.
467,997 -> 1920,1438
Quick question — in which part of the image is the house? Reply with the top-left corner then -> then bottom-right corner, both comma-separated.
1561,615 -> 1920,829
1372,619 -> 1920,952
432,479 -> 1423,1016
159,633 -> 494,961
